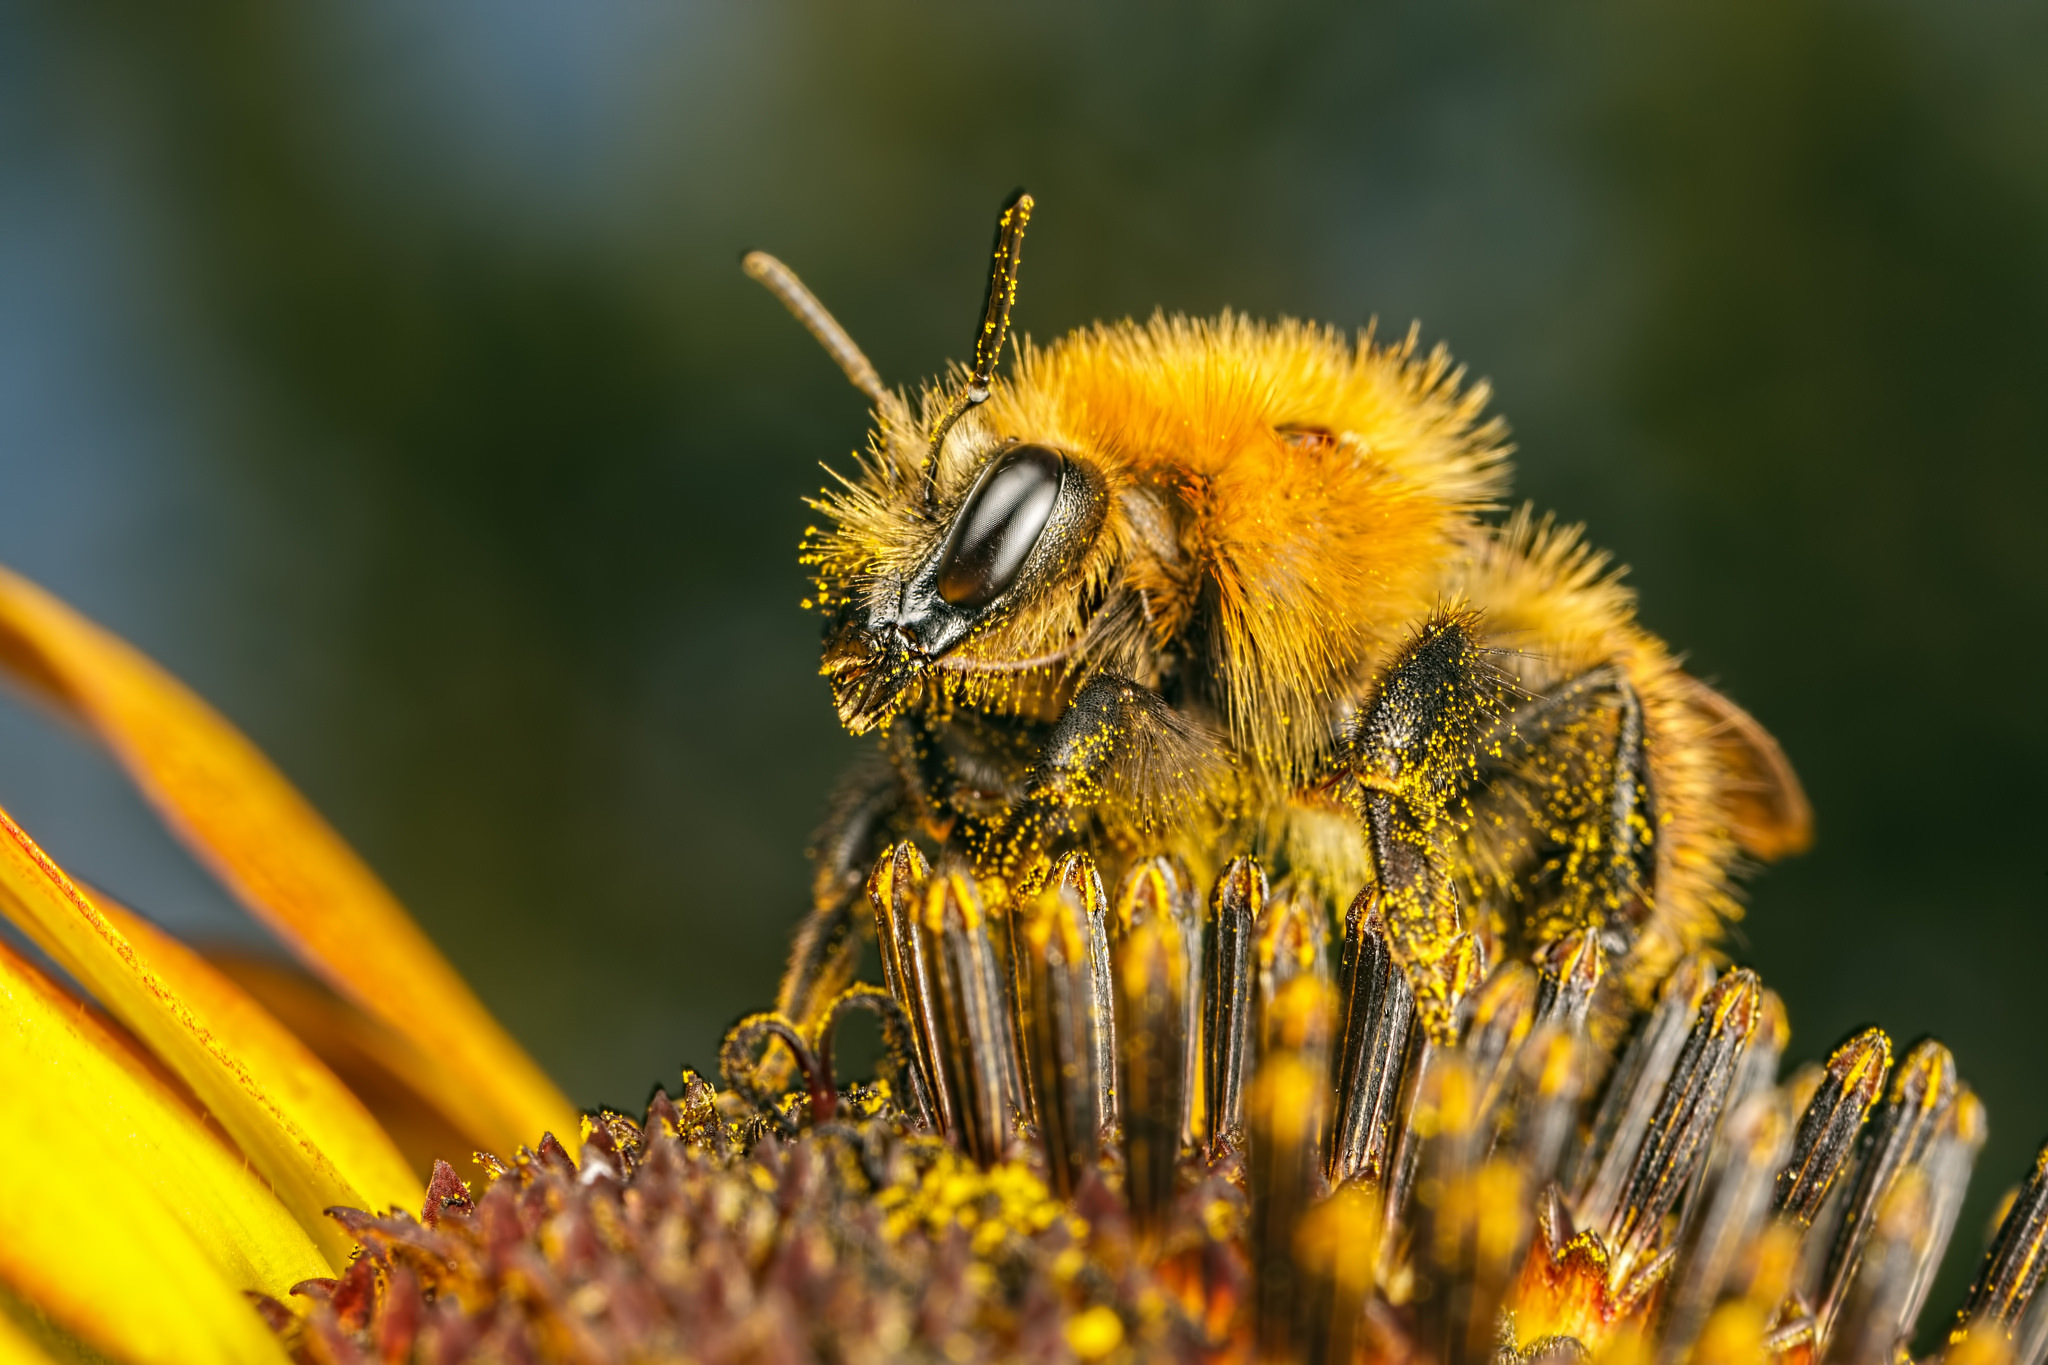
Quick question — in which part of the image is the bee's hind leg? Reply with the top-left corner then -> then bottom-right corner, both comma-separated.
1342,609 -> 1517,1039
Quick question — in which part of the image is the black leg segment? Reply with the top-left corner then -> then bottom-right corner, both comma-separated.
1342,608 -> 1513,1037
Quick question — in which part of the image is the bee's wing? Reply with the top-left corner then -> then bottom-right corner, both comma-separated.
1674,675 -> 1813,861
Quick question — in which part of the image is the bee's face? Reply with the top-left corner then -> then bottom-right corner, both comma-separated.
820,438 -> 1109,733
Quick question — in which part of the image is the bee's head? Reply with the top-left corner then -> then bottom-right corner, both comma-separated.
816,436 -> 1110,732
754,190 -> 1121,734
758,192 -> 1518,764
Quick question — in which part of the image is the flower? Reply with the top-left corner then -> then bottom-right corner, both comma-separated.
0,563 -> 2043,1364
0,564 -> 574,1363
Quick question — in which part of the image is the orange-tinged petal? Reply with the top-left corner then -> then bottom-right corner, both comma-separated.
0,938 -> 320,1365
0,564 -> 575,1154
0,802 -> 412,1263
205,951 -> 474,1178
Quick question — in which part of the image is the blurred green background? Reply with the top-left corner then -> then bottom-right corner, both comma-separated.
1,0 -> 2043,1309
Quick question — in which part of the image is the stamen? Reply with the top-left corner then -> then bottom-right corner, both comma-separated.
1572,955 -> 1716,1229
1731,986 -> 1792,1117
1253,882 -> 1333,1062
1499,1023 -> 1587,1186
1653,1092 -> 1794,1362
273,838 -> 2048,1362
1814,1038 -> 1955,1345
1900,1089 -> 1988,1337
1048,851 -> 1117,1130
1113,902 -> 1191,1239
918,869 -> 1015,1166
869,841 -> 941,1129
1112,855 -> 1201,1146
1952,1136 -> 2048,1341
1328,890 -> 1416,1187
1774,1027 -> 1892,1227
1016,882 -> 1105,1201
1249,972 -> 1339,1360
1406,1055 -> 1531,1365
1604,969 -> 1763,1278
1378,934 -> 1484,1249
1460,961 -> 1536,1133
986,884 -> 1038,1129
1826,1170 -> 1936,1365
1201,856 -> 1261,1158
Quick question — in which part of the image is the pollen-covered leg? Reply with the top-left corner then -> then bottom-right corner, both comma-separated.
773,756 -> 907,1053
1463,664 -> 1659,964
1343,609 -> 1514,1039
986,672 -> 1228,885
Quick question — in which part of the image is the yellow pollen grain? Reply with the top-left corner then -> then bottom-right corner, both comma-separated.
940,1172 -> 979,1209
1065,1305 -> 1125,1361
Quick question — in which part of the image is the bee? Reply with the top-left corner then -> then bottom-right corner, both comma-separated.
745,191 -> 1810,1044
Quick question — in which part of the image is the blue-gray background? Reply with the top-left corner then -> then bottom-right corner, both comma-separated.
2,0 -> 2043,1309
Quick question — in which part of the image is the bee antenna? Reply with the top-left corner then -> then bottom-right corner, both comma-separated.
741,250 -> 889,408
923,188 -> 1034,511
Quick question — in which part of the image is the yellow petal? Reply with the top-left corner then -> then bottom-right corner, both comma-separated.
205,951 -> 475,1180
0,803 -> 412,1262
0,937 -> 320,1365
0,564 -> 575,1155
0,1310 -> 58,1365
100,887 -> 427,1209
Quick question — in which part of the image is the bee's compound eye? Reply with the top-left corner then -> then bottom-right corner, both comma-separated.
936,443 -> 1064,609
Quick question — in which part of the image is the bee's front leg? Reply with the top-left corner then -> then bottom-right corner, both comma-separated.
772,752 -> 908,1044
988,672 -> 1220,886
1343,609 -> 1514,1039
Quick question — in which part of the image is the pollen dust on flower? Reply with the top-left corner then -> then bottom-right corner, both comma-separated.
1064,1304 -> 1125,1360
876,1145 -> 1076,1257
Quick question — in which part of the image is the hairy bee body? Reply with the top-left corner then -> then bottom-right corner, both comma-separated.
759,203 -> 1807,1043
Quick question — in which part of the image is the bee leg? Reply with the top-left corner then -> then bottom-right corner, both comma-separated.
771,752 -> 908,1064
990,672 -> 1222,885
1344,610 -> 1513,1039
1469,664 -> 1658,961
882,710 -> 962,844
